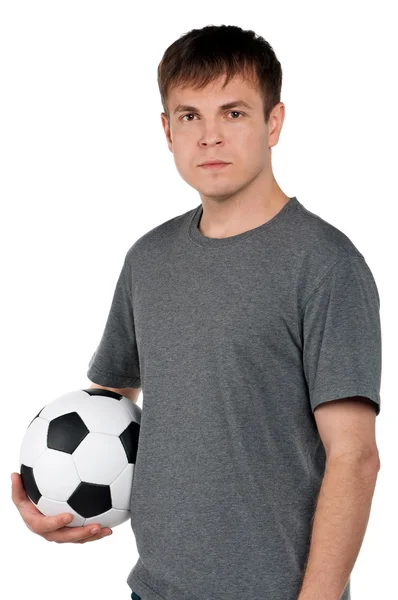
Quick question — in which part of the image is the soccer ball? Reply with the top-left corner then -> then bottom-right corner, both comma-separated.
19,387 -> 141,529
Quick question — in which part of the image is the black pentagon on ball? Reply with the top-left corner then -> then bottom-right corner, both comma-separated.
68,481 -> 112,518
47,412 -> 89,454
120,421 -> 140,463
20,464 -> 42,505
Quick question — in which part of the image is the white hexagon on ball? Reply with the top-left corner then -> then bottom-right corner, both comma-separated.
75,395 -> 133,436
19,417 -> 49,468
73,432 -> 127,484
34,448 -> 80,501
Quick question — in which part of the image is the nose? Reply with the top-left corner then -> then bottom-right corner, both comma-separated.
199,139 -> 223,147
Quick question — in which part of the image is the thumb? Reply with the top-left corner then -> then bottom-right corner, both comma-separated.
11,472 -> 28,505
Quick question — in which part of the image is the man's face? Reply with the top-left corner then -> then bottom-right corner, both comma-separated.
161,73 -> 284,202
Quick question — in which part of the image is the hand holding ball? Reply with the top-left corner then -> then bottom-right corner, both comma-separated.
19,388 -> 141,530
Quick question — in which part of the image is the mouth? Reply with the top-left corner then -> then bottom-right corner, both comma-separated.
199,162 -> 231,170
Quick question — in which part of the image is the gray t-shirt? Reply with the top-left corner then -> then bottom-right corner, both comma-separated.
87,196 -> 381,600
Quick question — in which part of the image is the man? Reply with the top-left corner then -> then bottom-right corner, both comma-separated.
12,24 -> 381,600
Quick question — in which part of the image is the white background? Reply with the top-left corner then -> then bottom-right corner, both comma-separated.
1,1 -> 396,599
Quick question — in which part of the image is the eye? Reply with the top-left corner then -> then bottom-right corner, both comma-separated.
229,111 -> 244,119
181,111 -> 244,122
228,111 -> 244,119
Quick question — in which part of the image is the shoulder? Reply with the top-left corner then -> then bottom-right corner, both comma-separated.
284,199 -> 378,306
291,200 -> 364,260
123,206 -> 197,266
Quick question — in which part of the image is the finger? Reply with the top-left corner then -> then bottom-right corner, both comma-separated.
28,511 -> 76,535
76,529 -> 113,544
44,523 -> 106,543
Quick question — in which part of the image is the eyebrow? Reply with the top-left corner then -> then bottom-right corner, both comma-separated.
173,100 -> 253,115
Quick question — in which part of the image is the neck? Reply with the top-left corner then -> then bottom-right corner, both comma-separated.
198,174 -> 290,239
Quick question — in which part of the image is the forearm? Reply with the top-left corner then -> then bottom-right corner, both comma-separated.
89,382 -> 141,403
297,456 -> 379,600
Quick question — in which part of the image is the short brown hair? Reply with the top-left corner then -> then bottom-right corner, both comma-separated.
157,25 -> 283,125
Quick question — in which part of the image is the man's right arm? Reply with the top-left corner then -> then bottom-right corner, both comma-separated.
88,382 -> 142,404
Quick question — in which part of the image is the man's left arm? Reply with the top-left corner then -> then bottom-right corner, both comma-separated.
296,396 -> 380,600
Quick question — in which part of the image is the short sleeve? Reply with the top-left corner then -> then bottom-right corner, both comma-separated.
301,253 -> 381,415
86,253 -> 141,388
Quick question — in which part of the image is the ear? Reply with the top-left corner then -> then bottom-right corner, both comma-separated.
160,113 -> 173,152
